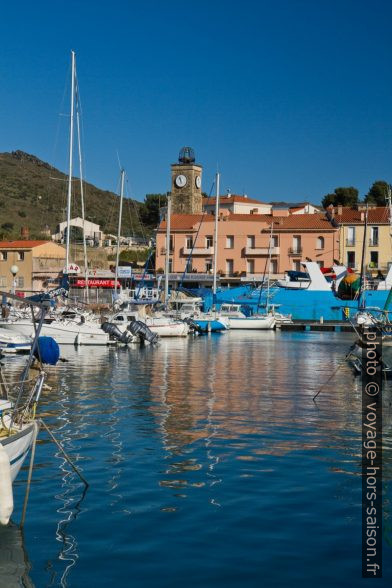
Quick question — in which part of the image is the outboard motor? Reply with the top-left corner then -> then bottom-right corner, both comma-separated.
101,322 -> 134,344
183,317 -> 203,334
127,320 -> 159,345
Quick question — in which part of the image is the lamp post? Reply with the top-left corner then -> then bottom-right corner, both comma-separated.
10,265 -> 19,295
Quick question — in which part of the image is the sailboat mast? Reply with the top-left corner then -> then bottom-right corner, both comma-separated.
114,169 -> 125,292
358,204 -> 369,309
164,193 -> 172,306
266,222 -> 274,313
76,105 -> 89,303
212,172 -> 220,297
65,50 -> 75,272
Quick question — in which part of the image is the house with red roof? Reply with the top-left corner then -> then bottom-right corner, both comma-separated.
0,240 -> 65,293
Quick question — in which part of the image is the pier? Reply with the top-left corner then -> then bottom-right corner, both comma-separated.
280,321 -> 354,332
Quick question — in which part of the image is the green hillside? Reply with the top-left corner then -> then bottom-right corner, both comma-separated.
0,150 -> 146,240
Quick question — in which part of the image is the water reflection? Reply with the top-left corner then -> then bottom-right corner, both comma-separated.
1,331 -> 392,586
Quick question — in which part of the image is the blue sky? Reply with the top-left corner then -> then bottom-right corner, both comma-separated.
1,0 -> 392,204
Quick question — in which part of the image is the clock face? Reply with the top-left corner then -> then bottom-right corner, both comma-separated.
195,175 -> 201,189
175,174 -> 187,188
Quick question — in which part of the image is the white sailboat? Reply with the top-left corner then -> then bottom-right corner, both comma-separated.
0,52 -> 109,346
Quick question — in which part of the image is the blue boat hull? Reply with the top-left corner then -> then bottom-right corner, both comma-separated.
191,285 -> 391,321
193,319 -> 227,332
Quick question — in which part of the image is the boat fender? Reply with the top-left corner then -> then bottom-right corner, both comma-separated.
0,443 -> 13,525
34,336 -> 60,365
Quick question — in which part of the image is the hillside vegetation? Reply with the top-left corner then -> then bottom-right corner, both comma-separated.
0,150 -> 147,240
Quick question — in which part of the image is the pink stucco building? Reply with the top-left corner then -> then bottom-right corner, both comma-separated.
155,209 -> 339,278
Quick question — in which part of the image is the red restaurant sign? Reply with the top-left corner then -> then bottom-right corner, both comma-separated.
74,278 -> 118,288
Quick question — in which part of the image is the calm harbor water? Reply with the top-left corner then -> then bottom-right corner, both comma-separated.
1,331 -> 392,587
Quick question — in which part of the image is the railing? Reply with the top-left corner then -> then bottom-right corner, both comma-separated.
346,239 -> 355,247
244,246 -> 280,256
368,239 -> 379,247
288,247 -> 303,255
160,247 -> 174,255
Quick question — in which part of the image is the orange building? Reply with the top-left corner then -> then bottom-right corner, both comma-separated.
155,209 -> 339,278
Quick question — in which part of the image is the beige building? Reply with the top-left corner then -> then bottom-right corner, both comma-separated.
332,206 -> 392,276
0,240 -> 66,294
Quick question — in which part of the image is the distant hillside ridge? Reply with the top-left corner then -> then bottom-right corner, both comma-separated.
0,150 -> 146,240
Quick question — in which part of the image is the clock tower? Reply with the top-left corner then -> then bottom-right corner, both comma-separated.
171,147 -> 203,214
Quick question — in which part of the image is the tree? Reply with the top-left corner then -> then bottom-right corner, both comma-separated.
322,187 -> 359,208
140,193 -> 167,227
364,181 -> 390,205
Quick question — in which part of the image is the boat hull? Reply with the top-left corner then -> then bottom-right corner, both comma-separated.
0,423 -> 36,483
226,316 -> 275,329
0,321 -> 109,345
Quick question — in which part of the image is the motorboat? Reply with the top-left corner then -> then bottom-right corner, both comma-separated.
0,327 -> 32,353
219,304 -> 275,330
0,310 -> 109,346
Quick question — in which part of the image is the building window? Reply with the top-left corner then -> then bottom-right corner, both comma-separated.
186,235 -> 193,249
271,236 -> 278,248
168,259 -> 173,273
370,251 -> 379,269
205,259 -> 213,273
226,259 -> 234,275
0,252 -> 7,261
347,227 -> 355,247
293,260 -> 301,271
247,259 -> 255,274
347,251 -> 355,269
206,235 -> 213,248
247,235 -> 255,248
17,251 -> 25,261
370,227 -> 379,246
316,236 -> 324,250
292,236 -> 301,254
226,235 -> 234,248
269,259 -> 277,274
0,276 -> 6,287
16,277 -> 24,288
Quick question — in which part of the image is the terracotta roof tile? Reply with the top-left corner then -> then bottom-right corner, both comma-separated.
203,194 -> 269,205
158,212 -> 336,231
334,206 -> 390,224
0,240 -> 50,248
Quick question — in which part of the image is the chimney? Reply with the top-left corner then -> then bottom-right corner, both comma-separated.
360,212 -> 365,222
337,205 -> 342,215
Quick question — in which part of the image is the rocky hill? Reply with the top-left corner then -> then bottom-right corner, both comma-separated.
0,150 -> 145,239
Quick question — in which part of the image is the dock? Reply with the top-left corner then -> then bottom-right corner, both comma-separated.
280,322 -> 354,332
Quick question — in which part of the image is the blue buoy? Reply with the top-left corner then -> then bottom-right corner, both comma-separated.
34,336 -> 60,365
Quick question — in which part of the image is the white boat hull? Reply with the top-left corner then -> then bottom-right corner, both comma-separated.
0,321 -> 109,346
0,423 -> 36,483
227,316 -> 276,330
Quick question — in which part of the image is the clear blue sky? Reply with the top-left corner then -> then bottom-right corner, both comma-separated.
1,0 -> 392,204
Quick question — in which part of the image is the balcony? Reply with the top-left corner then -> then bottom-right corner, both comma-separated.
244,246 -> 280,256
288,247 -> 303,256
182,246 -> 214,256
346,239 -> 355,247
369,239 -> 379,247
160,247 -> 174,255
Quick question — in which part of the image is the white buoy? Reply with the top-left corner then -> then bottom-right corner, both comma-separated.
0,443 -> 14,525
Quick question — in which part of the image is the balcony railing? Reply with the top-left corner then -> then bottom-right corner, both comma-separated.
288,247 -> 303,256
244,246 -> 280,256
182,246 -> 214,256
160,247 -> 174,255
346,239 -> 355,247
369,239 -> 379,247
